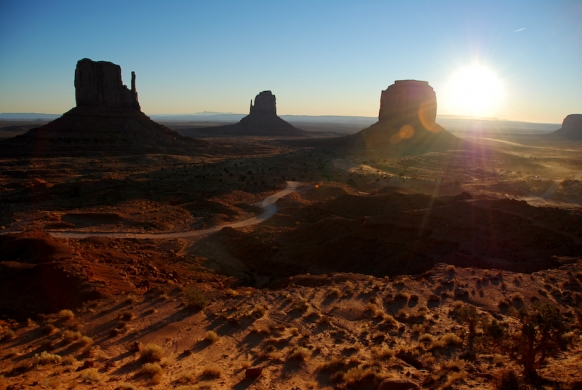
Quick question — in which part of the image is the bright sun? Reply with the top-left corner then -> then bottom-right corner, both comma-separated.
444,64 -> 503,117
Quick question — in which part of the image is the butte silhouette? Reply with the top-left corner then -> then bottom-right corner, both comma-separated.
303,80 -> 463,156
549,114 -> 582,140
195,91 -> 306,137
0,58 -> 207,156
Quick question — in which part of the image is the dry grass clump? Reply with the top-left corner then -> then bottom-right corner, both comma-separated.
31,351 -> 62,366
62,355 -> 77,366
419,333 -> 434,343
247,304 -> 267,319
184,287 -> 208,309
140,362 -> 164,384
58,309 -> 75,321
177,372 -> 196,384
0,326 -> 15,341
204,330 -> 219,343
326,286 -> 342,298
42,323 -> 58,335
394,291 -> 410,301
431,333 -> 463,349
62,329 -> 82,343
339,366 -> 385,387
509,292 -> 524,302
139,343 -> 164,362
80,368 -> 102,383
371,345 -> 394,360
201,365 -> 223,378
289,347 -> 310,361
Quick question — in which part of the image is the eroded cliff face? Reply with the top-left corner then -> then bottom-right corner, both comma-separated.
378,80 -> 436,128
74,58 -> 140,110
250,91 -> 277,115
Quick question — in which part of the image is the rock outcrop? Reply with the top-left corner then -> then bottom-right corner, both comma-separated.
75,58 -> 140,110
550,114 -> 582,140
0,58 -> 208,156
379,80 -> 437,129
192,90 -> 306,137
298,80 -> 463,156
250,91 -> 276,115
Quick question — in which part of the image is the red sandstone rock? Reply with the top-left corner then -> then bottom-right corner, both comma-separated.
379,80 -> 437,128
250,91 -> 276,115
245,366 -> 263,378
75,58 -> 140,110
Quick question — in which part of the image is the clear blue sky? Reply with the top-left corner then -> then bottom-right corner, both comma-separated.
1,0 -> 580,123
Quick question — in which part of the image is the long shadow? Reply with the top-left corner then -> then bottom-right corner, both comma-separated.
116,307 -> 196,344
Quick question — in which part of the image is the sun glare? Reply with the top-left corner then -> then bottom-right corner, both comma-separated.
444,64 -> 503,117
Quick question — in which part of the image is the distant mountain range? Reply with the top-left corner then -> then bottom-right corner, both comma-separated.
0,112 -> 560,134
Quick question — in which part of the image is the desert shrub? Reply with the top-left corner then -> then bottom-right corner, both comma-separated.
394,291 -> 410,301
289,347 -> 310,361
140,363 -> 163,384
61,355 -> 76,366
177,372 -> 196,384
79,335 -> 93,345
318,356 -> 349,373
62,330 -> 82,343
58,309 -> 75,321
371,345 -> 394,360
442,333 -> 463,346
204,331 -> 219,343
0,327 -> 15,342
496,369 -> 521,390
202,365 -> 222,378
31,351 -> 62,366
504,302 -> 571,379
419,333 -> 434,343
342,366 -> 384,387
80,368 -> 102,383
139,343 -> 164,362
326,287 -> 342,298
42,323 -> 58,335
183,287 -> 208,309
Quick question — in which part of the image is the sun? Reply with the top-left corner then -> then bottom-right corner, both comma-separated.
444,63 -> 503,117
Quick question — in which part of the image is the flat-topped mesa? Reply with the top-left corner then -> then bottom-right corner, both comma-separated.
562,114 -> 582,132
379,80 -> 436,128
74,58 -> 140,110
250,91 -> 276,115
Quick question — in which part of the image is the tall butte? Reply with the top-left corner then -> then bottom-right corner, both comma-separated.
195,90 -> 306,137
549,114 -> 582,140
0,58 -> 207,156
340,80 -> 461,156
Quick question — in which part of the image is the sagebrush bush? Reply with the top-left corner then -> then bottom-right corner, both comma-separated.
58,309 -> 75,321
140,363 -> 163,384
183,287 -> 208,309
204,330 -> 219,343
139,343 -> 164,362
31,351 -> 62,366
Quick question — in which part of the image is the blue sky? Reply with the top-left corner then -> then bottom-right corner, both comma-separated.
0,0 -> 580,123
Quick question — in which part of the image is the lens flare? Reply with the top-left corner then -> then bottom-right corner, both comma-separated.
443,63 -> 503,117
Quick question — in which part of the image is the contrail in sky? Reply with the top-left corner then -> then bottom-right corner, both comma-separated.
513,28 -> 525,32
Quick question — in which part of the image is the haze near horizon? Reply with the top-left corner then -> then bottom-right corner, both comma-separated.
0,0 -> 580,123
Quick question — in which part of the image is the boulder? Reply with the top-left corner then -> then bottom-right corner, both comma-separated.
75,58 -> 140,110
245,366 -> 263,379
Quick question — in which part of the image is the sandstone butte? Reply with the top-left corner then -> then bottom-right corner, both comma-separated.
550,114 -> 582,140
308,80 -> 463,156
194,90 -> 306,137
0,58 -> 208,156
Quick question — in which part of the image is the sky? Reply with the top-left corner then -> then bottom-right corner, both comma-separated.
0,0 -> 581,123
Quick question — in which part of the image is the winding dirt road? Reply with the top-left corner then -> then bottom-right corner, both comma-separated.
49,181 -> 310,240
